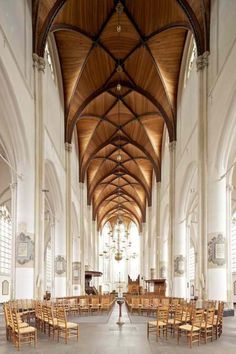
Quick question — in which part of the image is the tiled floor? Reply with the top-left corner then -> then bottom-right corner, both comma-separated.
1,304 -> 236,353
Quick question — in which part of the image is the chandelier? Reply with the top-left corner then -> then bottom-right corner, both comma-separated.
99,220 -> 137,262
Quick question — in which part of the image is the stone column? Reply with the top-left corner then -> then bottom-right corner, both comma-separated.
79,183 -> 85,294
207,177 -> 227,300
139,225 -> 145,291
33,54 -> 46,300
65,142 -> 72,295
173,220 -> 187,298
10,181 -> 17,299
168,141 -> 176,296
156,182 -> 161,277
226,184 -> 233,307
196,52 -> 209,301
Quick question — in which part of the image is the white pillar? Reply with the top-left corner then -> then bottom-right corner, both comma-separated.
168,141 -> 176,296
65,142 -> 72,295
79,183 -> 85,294
173,220 -> 187,297
196,52 -> 209,301
156,182 -> 161,277
226,184 -> 233,307
10,181 -> 17,299
207,177 -> 227,301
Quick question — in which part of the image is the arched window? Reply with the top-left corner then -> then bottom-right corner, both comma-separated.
0,205 -> 12,275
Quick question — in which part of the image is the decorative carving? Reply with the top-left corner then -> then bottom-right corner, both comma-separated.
55,255 -> 66,275
65,142 -> 72,152
16,233 -> 34,265
174,255 -> 185,276
2,280 -> 9,295
196,51 -> 209,71
160,265 -> 167,278
72,261 -> 81,284
208,233 -> 226,267
32,53 -> 46,72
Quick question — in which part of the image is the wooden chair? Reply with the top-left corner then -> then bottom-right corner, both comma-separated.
167,305 -> 183,336
56,307 -> 79,344
11,309 -> 37,351
90,297 -> 100,314
140,298 -> 151,316
130,297 -> 140,314
69,299 -> 79,315
151,297 -> 160,316
201,307 -> 215,343
213,301 -> 224,339
161,297 -> 170,306
47,305 -> 58,339
147,306 -> 169,341
177,309 -> 203,348
100,297 -> 110,313
79,298 -> 90,315
35,301 -> 44,331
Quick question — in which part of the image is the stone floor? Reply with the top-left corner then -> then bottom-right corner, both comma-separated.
1,303 -> 236,353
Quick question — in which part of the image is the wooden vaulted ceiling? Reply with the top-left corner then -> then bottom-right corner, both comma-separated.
33,0 -> 209,231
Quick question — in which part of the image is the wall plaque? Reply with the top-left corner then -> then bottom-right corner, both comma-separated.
72,261 -> 81,284
208,233 -> 226,268
55,255 -> 66,275
16,233 -> 34,266
2,280 -> 9,295
174,255 -> 185,276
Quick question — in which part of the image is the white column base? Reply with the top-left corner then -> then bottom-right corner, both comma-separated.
173,276 -> 186,298
15,268 -> 34,299
208,268 -> 227,301
55,276 -> 66,297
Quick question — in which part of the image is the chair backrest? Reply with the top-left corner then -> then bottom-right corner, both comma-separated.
192,309 -> 204,330
46,305 -> 54,323
141,298 -> 150,306
91,297 -> 99,305
42,305 -> 49,322
171,298 -> 179,306
216,301 -> 224,324
11,309 -> 20,333
131,297 -> 140,307
80,298 -> 88,307
161,298 -> 170,306
157,306 -> 169,323
152,298 -> 160,307
57,307 -> 67,328
174,305 -> 183,322
206,307 -> 215,326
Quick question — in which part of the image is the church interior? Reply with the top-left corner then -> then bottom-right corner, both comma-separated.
1,0 -> 236,352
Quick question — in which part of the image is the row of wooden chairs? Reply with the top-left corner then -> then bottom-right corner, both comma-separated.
35,302 -> 79,344
147,301 -> 224,348
3,302 -> 37,351
55,295 -> 115,315
126,296 -> 186,315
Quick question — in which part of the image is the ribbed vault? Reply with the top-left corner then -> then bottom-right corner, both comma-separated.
33,0 -> 209,230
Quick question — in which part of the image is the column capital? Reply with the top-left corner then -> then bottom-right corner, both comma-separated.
196,51 -> 210,71
65,142 -> 72,152
32,53 -> 46,72
169,140 -> 177,152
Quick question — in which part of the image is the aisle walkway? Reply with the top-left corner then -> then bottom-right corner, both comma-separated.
1,303 -> 236,353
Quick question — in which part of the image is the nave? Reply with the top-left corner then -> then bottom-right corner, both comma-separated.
1,0 -> 236,352
1,302 -> 236,354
